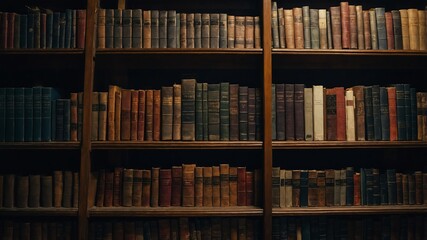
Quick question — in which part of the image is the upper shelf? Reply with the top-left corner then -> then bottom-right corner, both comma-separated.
0,207 -> 78,217
0,142 -> 81,150
273,141 -> 427,149
92,141 -> 263,150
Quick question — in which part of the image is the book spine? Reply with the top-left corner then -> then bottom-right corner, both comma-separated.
203,167 -> 213,207
105,9 -> 114,48
363,10 -> 372,49
173,84 -> 181,140
220,164 -> 230,206
153,90 -> 161,141
237,167 -> 247,206
255,16 -> 261,48
408,9 -> 419,50
141,170 -> 151,207
97,9 -> 106,48
150,168 -> 159,207
349,5 -> 357,49
248,88 -> 256,140
130,90 -> 138,141
293,8 -> 304,49
345,89 -> 356,141
195,167 -> 203,207
180,13 -> 187,48
220,82 -> 230,140
309,9 -> 319,49
245,16 -> 254,48
151,10 -> 159,48
230,84 -> 239,141
29,175 -> 41,207
319,9 -> 328,49
404,84 -> 411,140
246,171 -> 254,206
278,8 -> 285,48
62,171 -> 73,207
171,166 -> 182,206
212,166 -> 221,207
182,164 -> 195,207
235,16 -> 245,48
195,83 -> 203,140
335,87 -> 346,141
380,87 -> 390,140
385,12 -> 395,50
375,8 -> 387,50
210,14 -> 220,48
285,84 -> 295,140
145,90 -> 153,140
161,87 -> 173,140
63,99 -> 70,141
313,85 -> 324,140
229,167 -> 238,206
113,9 -> 122,48
340,2 -> 350,48
159,169 -> 171,207
76,10 -> 86,48
272,2 -> 280,48
70,93 -> 78,141
292,170 -> 301,207
0,89 -> 5,141
239,86 -> 248,140
400,10 -> 410,50
276,84 -> 285,140
120,89 -> 131,140
372,85 -> 382,140
356,6 -> 364,49
167,10 -> 176,48
14,88 -> 25,142
202,83 -> 209,140
181,79 -> 196,141
16,175 -> 29,208
330,6 -> 342,49
304,88 -> 313,140
159,10 -> 167,48
387,87 -> 398,141
303,6 -> 311,49
59,12 -> 66,48
392,10 -> 403,50
295,84 -> 305,140
24,88 -> 33,142
54,171 -> 63,208
122,9 -> 132,48
201,13 -> 210,48
369,9 -> 378,50
219,13 -> 227,48
143,10 -> 151,48
364,86 -> 374,140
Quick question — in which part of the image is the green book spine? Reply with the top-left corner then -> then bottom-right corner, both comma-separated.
220,82 -> 230,140
24,88 -> 33,142
14,88 -> 25,142
5,88 -> 14,142
42,87 -> 59,141
208,84 -> 220,140
33,87 -> 42,142
63,99 -> 71,141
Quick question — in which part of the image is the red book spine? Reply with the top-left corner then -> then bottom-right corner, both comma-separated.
340,2 -> 350,49
159,169 -> 172,207
387,87 -> 398,141
137,90 -> 146,141
237,167 -> 246,206
171,166 -> 182,206
153,90 -> 161,141
131,90 -> 139,141
335,87 -> 346,141
245,171 -> 254,206
353,172 -> 361,205
7,13 -> 15,49
385,12 -> 395,50
77,10 -> 86,48
121,89 -> 131,141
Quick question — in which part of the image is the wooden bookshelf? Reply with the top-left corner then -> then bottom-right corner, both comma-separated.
0,142 -> 81,149
272,141 -> 427,149
0,208 -> 78,217
272,206 -> 427,216
92,141 -> 263,149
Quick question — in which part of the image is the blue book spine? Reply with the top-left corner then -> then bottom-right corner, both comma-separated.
395,84 -> 406,140
46,12 -> 53,48
42,87 -> 59,141
220,82 -> 230,141
379,87 -> 390,140
52,12 -> 60,48
300,170 -> 308,207
65,9 -> 72,48
14,88 -> 25,142
27,14 -> 35,48
301,218 -> 310,240
63,99 -> 70,141
20,15 -> 28,48
372,85 -> 382,140
365,168 -> 374,205
33,87 -> 42,141
403,84 -> 411,140
24,88 -> 34,142
410,88 -> 417,140
372,169 -> 380,205
59,12 -> 66,48
5,88 -> 15,142
195,83 -> 203,140
0,89 -> 5,141
364,86 -> 374,140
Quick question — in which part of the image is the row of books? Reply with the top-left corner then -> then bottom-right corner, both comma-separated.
0,10 -> 86,49
97,9 -> 261,49
271,84 -> 427,141
272,167 -> 427,208
271,2 -> 427,50
0,171 -> 79,208
90,218 -> 261,240
97,80 -> 262,141
92,165 -> 261,208
272,215 -> 427,240
1,221 -> 77,240
0,87 -> 83,142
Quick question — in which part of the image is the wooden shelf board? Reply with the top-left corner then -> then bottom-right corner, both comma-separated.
0,208 -> 78,217
272,141 -> 427,149
0,49 -> 84,55
92,141 -> 263,149
273,206 -> 427,216
96,48 -> 263,55
0,142 -> 81,150
89,206 -> 263,217
272,49 -> 427,56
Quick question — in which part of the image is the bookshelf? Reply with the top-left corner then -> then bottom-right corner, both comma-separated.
0,0 -> 426,238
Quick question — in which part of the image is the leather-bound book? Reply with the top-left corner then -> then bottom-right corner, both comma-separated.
330,6 -> 342,49
161,87 -> 173,140
76,10 -> 86,48
300,170 -> 309,207
208,84 -> 220,140
180,13 -> 187,48
132,169 -> 143,207
122,168 -> 134,207
284,9 -> 295,48
122,9 -> 132,48
173,84 -> 181,140
158,10 -> 167,48
202,83 -> 209,140
182,79 -> 196,140
145,90 -> 154,141
419,10 -> 426,50
407,9 -> 419,50
237,167 -> 246,206
62,171 -> 73,208
104,9 -> 114,48
143,10 -> 151,48
293,8 -> 304,49
369,9 -> 379,50
212,166 -> 221,207
201,13 -> 210,48
313,85 -> 324,140
284,170 -> 293,207
408,173 -> 415,205
98,92 -> 108,141
317,170 -> 326,207
379,87 -> 390,140
391,10 -> 403,50
113,167 -> 123,207
415,171 -> 423,205
107,85 -> 119,141
294,84 -> 305,140
194,13 -> 201,48
277,7 -> 285,48
279,170 -> 286,208
248,88 -> 256,140
186,13 -> 195,48
227,15 -> 235,48
239,86 -> 248,140
345,89 -> 356,141
345,167 -> 354,206
394,84 -> 406,140
130,90 -> 139,141
235,16 -> 245,48
229,84 -> 239,141
195,167 -> 203,207
53,171 -> 63,208
159,169 -> 172,207
113,9 -> 122,48
210,14 -> 219,48
334,87 -> 345,141
124,222 -> 136,240
229,167 -> 238,206
351,86 -> 365,140
220,82 -> 230,141
308,170 -> 318,207
153,90 -> 161,141
166,10 -> 176,48
324,169 -> 334,206
203,167 -> 213,207
219,164 -> 230,207
355,6 -> 364,49
353,172 -> 361,206
132,9 -> 142,48
245,16 -> 254,48
340,2 -> 350,48
196,83 -> 203,140
292,170 -> 301,207
272,167 -> 280,208
385,12 -> 395,50
70,93 -> 78,141
304,88 -> 313,140
386,169 -> 397,205
362,10 -> 371,49
276,84 -> 285,140
319,9 -> 327,49
113,222 -> 124,240
28,175 -> 40,208
303,6 -> 311,49
16,175 -> 29,208
401,173 -> 409,205
349,5 -> 357,49
310,9 -> 319,49
364,86 -> 374,141
182,164 -> 196,207
399,9 -> 410,50
375,8 -> 387,50
120,89 -> 131,141
326,89 -> 337,141
158,219 -> 171,240
219,13 -> 227,48
104,171 -> 114,207
272,85 -> 277,140
151,167 -> 160,207
141,170 -> 151,207
151,10 -> 159,48
171,166 -> 182,206
180,218 -> 190,240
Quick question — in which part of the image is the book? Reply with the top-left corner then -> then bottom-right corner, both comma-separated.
235,16 -> 245,48
313,85 -> 324,141
220,164 -> 230,206
208,84 -> 220,140
239,86 -> 248,140
309,9 -> 319,49
161,86 -> 173,140
340,2 -> 350,48
345,89 -> 356,141
303,6 -> 311,49
195,167 -> 203,207
151,10 -> 159,48
212,166 -> 221,207
173,84 -> 181,140
237,167 -> 246,206
159,169 -> 172,207
150,167 -> 159,207
369,9 -> 378,50
220,82 -> 230,140
285,84 -> 295,140
284,9 -> 295,48
203,167 -> 213,207
181,79 -> 196,140
330,6 -> 342,49
182,164 -> 195,207
245,16 -> 254,48
385,12 -> 395,50
407,9 -> 419,50
375,8 -> 387,50
348,5 -> 357,49
143,10 -> 151,48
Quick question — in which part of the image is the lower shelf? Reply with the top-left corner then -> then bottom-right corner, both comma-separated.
273,205 -> 427,216
0,208 -> 78,216
89,206 -> 263,217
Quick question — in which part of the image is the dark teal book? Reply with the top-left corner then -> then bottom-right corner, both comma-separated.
386,169 -> 396,205
72,10 -> 77,48
27,13 -> 35,48
403,84 -> 411,140
46,12 -> 53,48
301,218 -> 310,240
42,87 -> 59,141
55,100 -> 64,141
52,12 -> 60,48
59,12 -> 66,48
65,9 -> 72,48
5,88 -> 15,141
300,170 -> 308,207
275,83 -> 285,140
202,83 -> 208,141
20,14 -> 28,48
364,86 -> 374,140
239,86 -> 248,140
375,8 -> 387,50
346,167 -> 354,206
272,218 -> 281,240
318,217 -> 327,239
394,84 -> 406,140
391,10 -> 402,50
114,9 -> 123,48
151,10 -> 159,48
279,217 -> 287,239
380,173 -> 388,205
0,89 -> 5,141
208,84 -> 220,140
122,9 -> 132,48
34,11 -> 41,48
181,79 -> 196,141
105,9 -> 114,48
372,168 -> 380,205
33,87 -> 42,141
248,88 -> 256,141
379,87 -> 390,141
271,84 -> 276,140
410,88 -> 417,140
255,88 -> 261,140
220,82 -> 230,141
365,168 -> 374,205
372,85 -> 382,140
195,83 -> 203,140
24,88 -> 34,142
360,168 -> 366,205
14,88 -> 25,142
63,99 -> 70,141
51,99 -> 56,140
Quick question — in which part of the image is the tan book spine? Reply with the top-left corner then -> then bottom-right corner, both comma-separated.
114,89 -> 122,141
122,168 -> 133,207
408,9 -> 420,50
91,92 -> 99,140
41,175 -> 52,207
400,9 -> 410,50
173,84 -> 182,140
284,9 -> 295,48
345,89 -> 356,141
245,16 -> 254,48
212,166 -> 221,207
98,92 -> 108,141
349,5 -> 357,49
319,10 -> 328,49
419,10 -> 426,50
153,89 -> 161,141
131,90 -> 139,141
54,171 -> 63,208
293,8 -> 304,49
195,167 -> 204,207
97,9 -> 106,48
340,2 -> 350,48
143,10 -> 151,48
330,6 -> 342,49
363,10 -> 372,49
254,16 -> 261,48
180,13 -> 187,48
203,167 -> 213,207
228,15 -> 235,48
284,170 -> 293,207
356,6 -> 365,49
182,164 -> 196,207
220,164 -> 230,207
108,85 -> 119,141
229,167 -> 238,206
235,16 -> 245,48
313,85 -> 324,141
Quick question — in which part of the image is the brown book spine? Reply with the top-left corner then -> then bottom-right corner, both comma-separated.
150,167 -> 160,207
54,171 -> 63,208
97,9 -> 106,48
161,86 -> 173,140
173,84 -> 182,140
153,90 -> 161,141
108,85 -> 120,141
387,87 -> 398,141
325,169 -> 334,206
330,6 -> 342,49
353,86 -> 366,141
293,8 -> 304,49
229,167 -> 238,206
356,6 -> 365,49
340,2 -> 350,48
354,172 -> 361,205
203,167 -> 213,207
70,93 -> 78,141
29,175 -> 41,208
235,16 -> 245,48
284,9 -> 295,48
179,218 -> 190,240
349,5 -> 357,49
41,175 -> 52,207
326,88 -> 337,140
114,89 -> 122,141
145,90 -> 154,141
73,172 -> 79,208
229,84 -> 239,140
77,10 -> 86,48
363,10 -> 372,49
212,166 -> 221,207
113,222 -> 124,240
308,170 -> 318,207
220,164 -> 230,207
419,10 -> 426,50
245,171 -> 254,206
137,90 -> 146,141
104,171 -> 114,207
31,222 -> 42,240
335,87 -> 346,141
237,167 -> 246,206
400,10 -> 410,50
402,174 -> 409,205
16,175 -> 29,208
62,171 -> 73,208
143,10 -> 151,48
228,15 -> 235,48
245,16 -> 254,48
254,169 -> 262,206
92,92 -> 100,140
158,219 -> 171,240
125,222 -> 136,240
396,172 -> 403,204
6,13 -> 14,49
415,171 -> 423,205
131,90 -> 139,141
98,92 -> 108,141
195,167 -> 204,207
317,170 -> 326,207
132,169 -> 143,207
182,164 -> 196,207
385,12 -> 395,50
141,170 -> 151,207
121,89 -> 131,141
122,168 -> 134,207
171,166 -> 182,206
159,169 -> 172,207
113,167 -> 123,207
